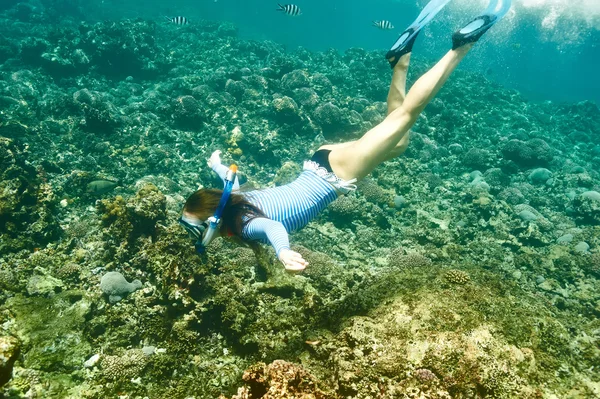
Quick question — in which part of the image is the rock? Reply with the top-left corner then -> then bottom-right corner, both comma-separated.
538,280 -> 555,292
518,210 -> 538,222
574,242 -> 590,254
556,234 -> 574,245
84,353 -> 101,368
535,276 -> 546,284
528,168 -> 552,185
142,346 -> 156,356
26,274 -> 65,297
100,272 -> 142,303
572,191 -> 600,224
393,195 -> 406,209
514,204 -> 552,230
0,335 -> 20,387
581,191 -> 600,201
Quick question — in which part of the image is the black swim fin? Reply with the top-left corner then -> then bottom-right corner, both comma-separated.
386,28 -> 420,68
452,0 -> 512,49
386,0 -> 451,68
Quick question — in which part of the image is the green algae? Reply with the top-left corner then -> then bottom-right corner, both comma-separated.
7,292 -> 92,372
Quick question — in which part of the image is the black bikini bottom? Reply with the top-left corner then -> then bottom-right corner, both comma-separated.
310,149 -> 333,173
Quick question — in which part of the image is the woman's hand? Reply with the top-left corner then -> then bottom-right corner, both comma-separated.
278,249 -> 308,272
207,150 -> 222,168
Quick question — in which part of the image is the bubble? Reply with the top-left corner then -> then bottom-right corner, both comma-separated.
445,0 -> 599,49
450,0 -> 600,30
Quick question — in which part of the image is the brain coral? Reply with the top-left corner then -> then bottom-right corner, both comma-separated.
462,147 -> 491,169
357,178 -> 394,206
501,138 -> 553,167
281,69 -> 310,91
312,102 -> 346,137
100,349 -> 147,381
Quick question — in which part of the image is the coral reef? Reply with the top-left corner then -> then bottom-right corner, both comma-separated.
0,9 -> 599,399
444,269 -> 471,285
387,248 -> 433,270
100,271 -> 143,303
99,349 -> 148,382
221,360 -> 334,399
0,336 -> 20,388
0,138 -> 61,253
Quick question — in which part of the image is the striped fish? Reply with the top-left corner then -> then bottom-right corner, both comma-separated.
165,16 -> 189,25
277,3 -> 302,16
373,20 -> 394,30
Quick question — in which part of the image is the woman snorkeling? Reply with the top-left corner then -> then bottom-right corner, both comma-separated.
180,0 -> 512,272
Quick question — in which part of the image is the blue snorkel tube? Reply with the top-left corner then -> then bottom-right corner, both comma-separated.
195,164 -> 238,254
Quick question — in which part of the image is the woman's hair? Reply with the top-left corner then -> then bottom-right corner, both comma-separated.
183,189 -> 266,237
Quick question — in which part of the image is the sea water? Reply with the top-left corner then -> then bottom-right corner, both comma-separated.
1,0 -> 599,398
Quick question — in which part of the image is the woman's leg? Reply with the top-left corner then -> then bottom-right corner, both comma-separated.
329,44 -> 473,181
317,53 -> 413,156
383,53 -> 413,160
387,53 -> 411,115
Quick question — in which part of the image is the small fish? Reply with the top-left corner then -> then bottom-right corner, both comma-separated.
277,3 -> 301,16
373,20 -> 394,30
87,179 -> 119,194
165,16 -> 189,25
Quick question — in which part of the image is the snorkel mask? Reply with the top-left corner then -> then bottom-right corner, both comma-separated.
179,164 -> 238,254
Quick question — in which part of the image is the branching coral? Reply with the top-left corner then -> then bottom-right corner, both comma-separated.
444,269 -> 470,285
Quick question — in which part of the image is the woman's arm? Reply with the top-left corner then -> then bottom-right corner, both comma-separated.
244,218 -> 290,256
208,150 -> 240,190
243,218 -> 308,271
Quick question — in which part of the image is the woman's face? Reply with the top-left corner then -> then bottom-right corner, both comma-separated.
180,211 -> 222,242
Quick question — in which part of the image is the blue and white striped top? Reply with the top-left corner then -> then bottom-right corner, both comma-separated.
212,163 -> 338,256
